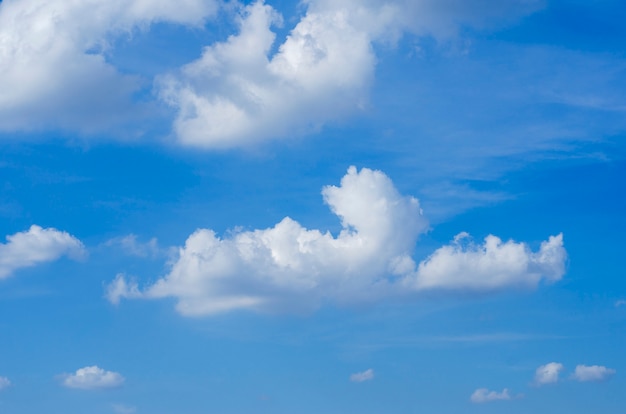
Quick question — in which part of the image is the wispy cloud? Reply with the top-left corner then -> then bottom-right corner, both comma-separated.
470,388 -> 516,403
350,369 -> 374,383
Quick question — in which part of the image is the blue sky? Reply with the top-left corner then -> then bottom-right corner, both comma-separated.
0,0 -> 625,412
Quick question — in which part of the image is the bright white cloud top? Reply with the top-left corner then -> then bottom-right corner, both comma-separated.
0,376 -> 10,390
0,0 -> 219,131
350,369 -> 374,383
571,365 -> 616,382
61,366 -> 124,390
534,362 -> 564,385
159,0 -> 542,147
470,388 -> 512,403
0,225 -> 85,279
108,167 -> 566,315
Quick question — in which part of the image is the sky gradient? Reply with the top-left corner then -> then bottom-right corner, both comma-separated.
1,0 -> 625,413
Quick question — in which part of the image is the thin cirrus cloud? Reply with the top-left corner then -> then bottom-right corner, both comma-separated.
157,0 -> 542,148
60,366 -> 124,390
0,225 -> 85,280
470,388 -> 514,403
350,369 -> 374,382
534,362 -> 565,385
571,365 -> 616,382
0,0 -> 219,132
108,166 -> 567,316
0,376 -> 10,390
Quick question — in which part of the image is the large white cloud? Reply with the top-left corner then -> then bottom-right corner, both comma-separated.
571,365 -> 616,382
0,225 -> 85,279
0,0 -> 218,131
157,0 -> 542,147
109,167 -> 567,315
61,366 -> 124,390
534,362 -> 564,385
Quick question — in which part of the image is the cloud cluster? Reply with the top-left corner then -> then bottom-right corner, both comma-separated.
534,362 -> 616,385
470,388 -> 512,403
0,225 -> 85,279
0,0 -> 218,131
61,366 -> 124,390
350,369 -> 374,383
158,0 -> 542,147
109,167 -> 567,315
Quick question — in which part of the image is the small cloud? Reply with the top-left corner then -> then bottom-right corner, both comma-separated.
112,404 -> 136,414
61,366 -> 124,390
615,300 -> 626,308
534,362 -> 564,385
350,369 -> 374,383
105,273 -> 143,305
0,376 -> 11,390
0,225 -> 86,279
470,388 -> 513,403
571,365 -> 616,382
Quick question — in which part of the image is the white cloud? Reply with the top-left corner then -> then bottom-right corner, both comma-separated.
470,388 -> 512,403
106,273 -> 143,305
61,366 -> 124,390
571,365 -> 616,382
109,166 -> 567,316
534,362 -> 564,385
0,225 -> 85,279
350,368 -> 374,382
413,232 -> 566,292
615,300 -> 626,307
0,376 -> 10,390
0,0 -> 218,131
158,0 -> 542,148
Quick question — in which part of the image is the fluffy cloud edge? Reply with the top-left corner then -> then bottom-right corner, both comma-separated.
0,225 -> 86,279
61,366 -> 124,390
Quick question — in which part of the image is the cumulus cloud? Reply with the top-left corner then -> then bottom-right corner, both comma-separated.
109,166 -> 567,316
0,0 -> 218,131
0,376 -> 10,390
534,362 -> 564,385
61,366 -> 124,390
413,232 -> 566,292
350,368 -> 374,382
0,225 -> 85,279
470,388 -> 512,403
158,0 -> 542,148
571,365 -> 616,382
